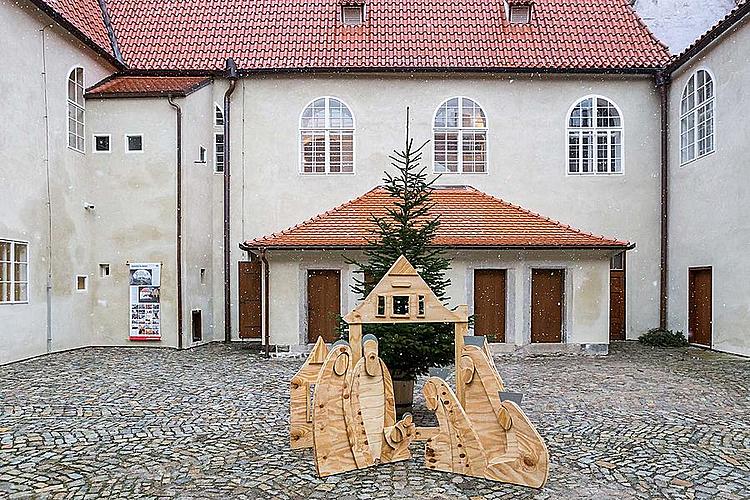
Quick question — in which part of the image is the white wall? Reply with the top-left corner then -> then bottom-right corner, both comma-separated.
667,16 -> 750,356
231,73 -> 663,341
0,0 -> 114,364
263,249 -> 612,348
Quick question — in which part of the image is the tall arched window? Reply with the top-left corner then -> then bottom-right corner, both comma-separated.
300,97 -> 354,174
680,69 -> 714,164
214,104 -> 225,173
433,97 -> 487,173
567,96 -> 622,174
67,67 -> 85,152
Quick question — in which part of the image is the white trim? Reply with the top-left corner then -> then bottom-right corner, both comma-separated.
298,96 -> 356,175
686,265 -> 714,349
66,65 -> 85,154
75,274 -> 88,292
92,133 -> 111,153
125,133 -> 144,153
678,67 -> 716,167
432,96 -> 489,174
0,239 -> 30,305
564,94 -> 625,176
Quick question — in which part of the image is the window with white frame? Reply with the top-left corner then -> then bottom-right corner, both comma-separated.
300,97 -> 354,173
434,97 -> 487,173
67,67 -> 85,152
0,240 -> 29,303
126,134 -> 143,152
214,105 -> 225,173
567,96 -> 623,174
680,69 -> 715,164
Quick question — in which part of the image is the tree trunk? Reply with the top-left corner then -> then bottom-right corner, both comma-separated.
393,379 -> 415,418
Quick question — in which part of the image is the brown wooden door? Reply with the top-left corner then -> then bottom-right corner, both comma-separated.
531,269 -> 564,343
688,267 -> 712,346
307,270 -> 341,343
238,261 -> 262,339
474,269 -> 507,342
609,271 -> 626,341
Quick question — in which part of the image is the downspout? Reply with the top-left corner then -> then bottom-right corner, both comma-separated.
40,26 -> 53,353
223,58 -> 239,343
260,248 -> 270,358
168,96 -> 184,349
657,71 -> 670,330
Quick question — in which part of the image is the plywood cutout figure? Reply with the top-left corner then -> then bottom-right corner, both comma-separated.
312,338 -> 415,477
290,336 -> 329,449
460,344 -> 549,488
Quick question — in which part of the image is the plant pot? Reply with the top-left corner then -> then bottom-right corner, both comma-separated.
393,379 -> 415,418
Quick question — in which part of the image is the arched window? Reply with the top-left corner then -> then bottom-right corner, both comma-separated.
680,69 -> 714,164
433,97 -> 487,173
67,67 -> 85,152
567,96 -> 622,174
214,104 -> 225,173
300,97 -> 354,174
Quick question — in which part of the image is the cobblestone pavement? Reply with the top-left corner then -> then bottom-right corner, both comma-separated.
1,343 -> 748,499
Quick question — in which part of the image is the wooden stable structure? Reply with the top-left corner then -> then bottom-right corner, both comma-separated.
343,256 -> 471,403
290,256 -> 549,488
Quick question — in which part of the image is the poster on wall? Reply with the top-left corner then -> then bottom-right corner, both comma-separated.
129,263 -> 161,341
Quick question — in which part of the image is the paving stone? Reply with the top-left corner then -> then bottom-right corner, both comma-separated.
0,343 -> 748,499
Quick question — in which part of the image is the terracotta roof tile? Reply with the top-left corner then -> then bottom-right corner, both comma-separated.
244,186 -> 631,249
37,0 -> 113,57
86,75 -> 211,97
103,0 -> 670,71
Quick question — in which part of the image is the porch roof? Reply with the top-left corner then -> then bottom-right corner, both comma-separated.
242,186 -> 632,251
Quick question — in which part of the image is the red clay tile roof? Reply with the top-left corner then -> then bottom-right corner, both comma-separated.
28,0 -> 115,60
86,75 -> 211,97
102,0 -> 670,71
244,186 -> 631,249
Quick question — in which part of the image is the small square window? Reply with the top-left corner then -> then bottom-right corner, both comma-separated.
610,252 -> 625,271
76,275 -> 88,291
342,5 -> 364,25
94,135 -> 110,153
509,5 -> 531,24
392,295 -> 409,316
126,134 -> 143,152
99,264 -> 110,278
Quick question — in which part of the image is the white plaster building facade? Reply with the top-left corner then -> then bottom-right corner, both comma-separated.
1,0 -> 748,364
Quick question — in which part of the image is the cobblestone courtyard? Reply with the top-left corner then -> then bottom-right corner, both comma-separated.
1,343 -> 748,499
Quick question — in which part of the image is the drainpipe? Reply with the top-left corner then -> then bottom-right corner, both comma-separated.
223,58 -> 239,343
40,26 -> 53,353
260,248 -> 270,358
657,71 -> 670,330
168,95 -> 184,349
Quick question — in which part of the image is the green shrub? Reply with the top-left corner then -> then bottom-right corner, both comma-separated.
638,328 -> 688,347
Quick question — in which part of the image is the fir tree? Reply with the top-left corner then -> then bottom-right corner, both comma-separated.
345,108 -> 454,380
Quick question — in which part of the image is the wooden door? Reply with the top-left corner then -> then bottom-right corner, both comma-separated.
307,270 -> 341,343
688,267 -> 712,346
238,261 -> 262,339
609,252 -> 626,341
474,269 -> 507,342
531,269 -> 564,343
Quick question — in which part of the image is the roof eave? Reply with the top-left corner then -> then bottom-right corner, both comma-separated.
241,243 -> 634,252
27,0 -> 125,71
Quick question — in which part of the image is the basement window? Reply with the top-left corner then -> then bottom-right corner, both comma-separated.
341,4 -> 364,26
509,4 -> 531,24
